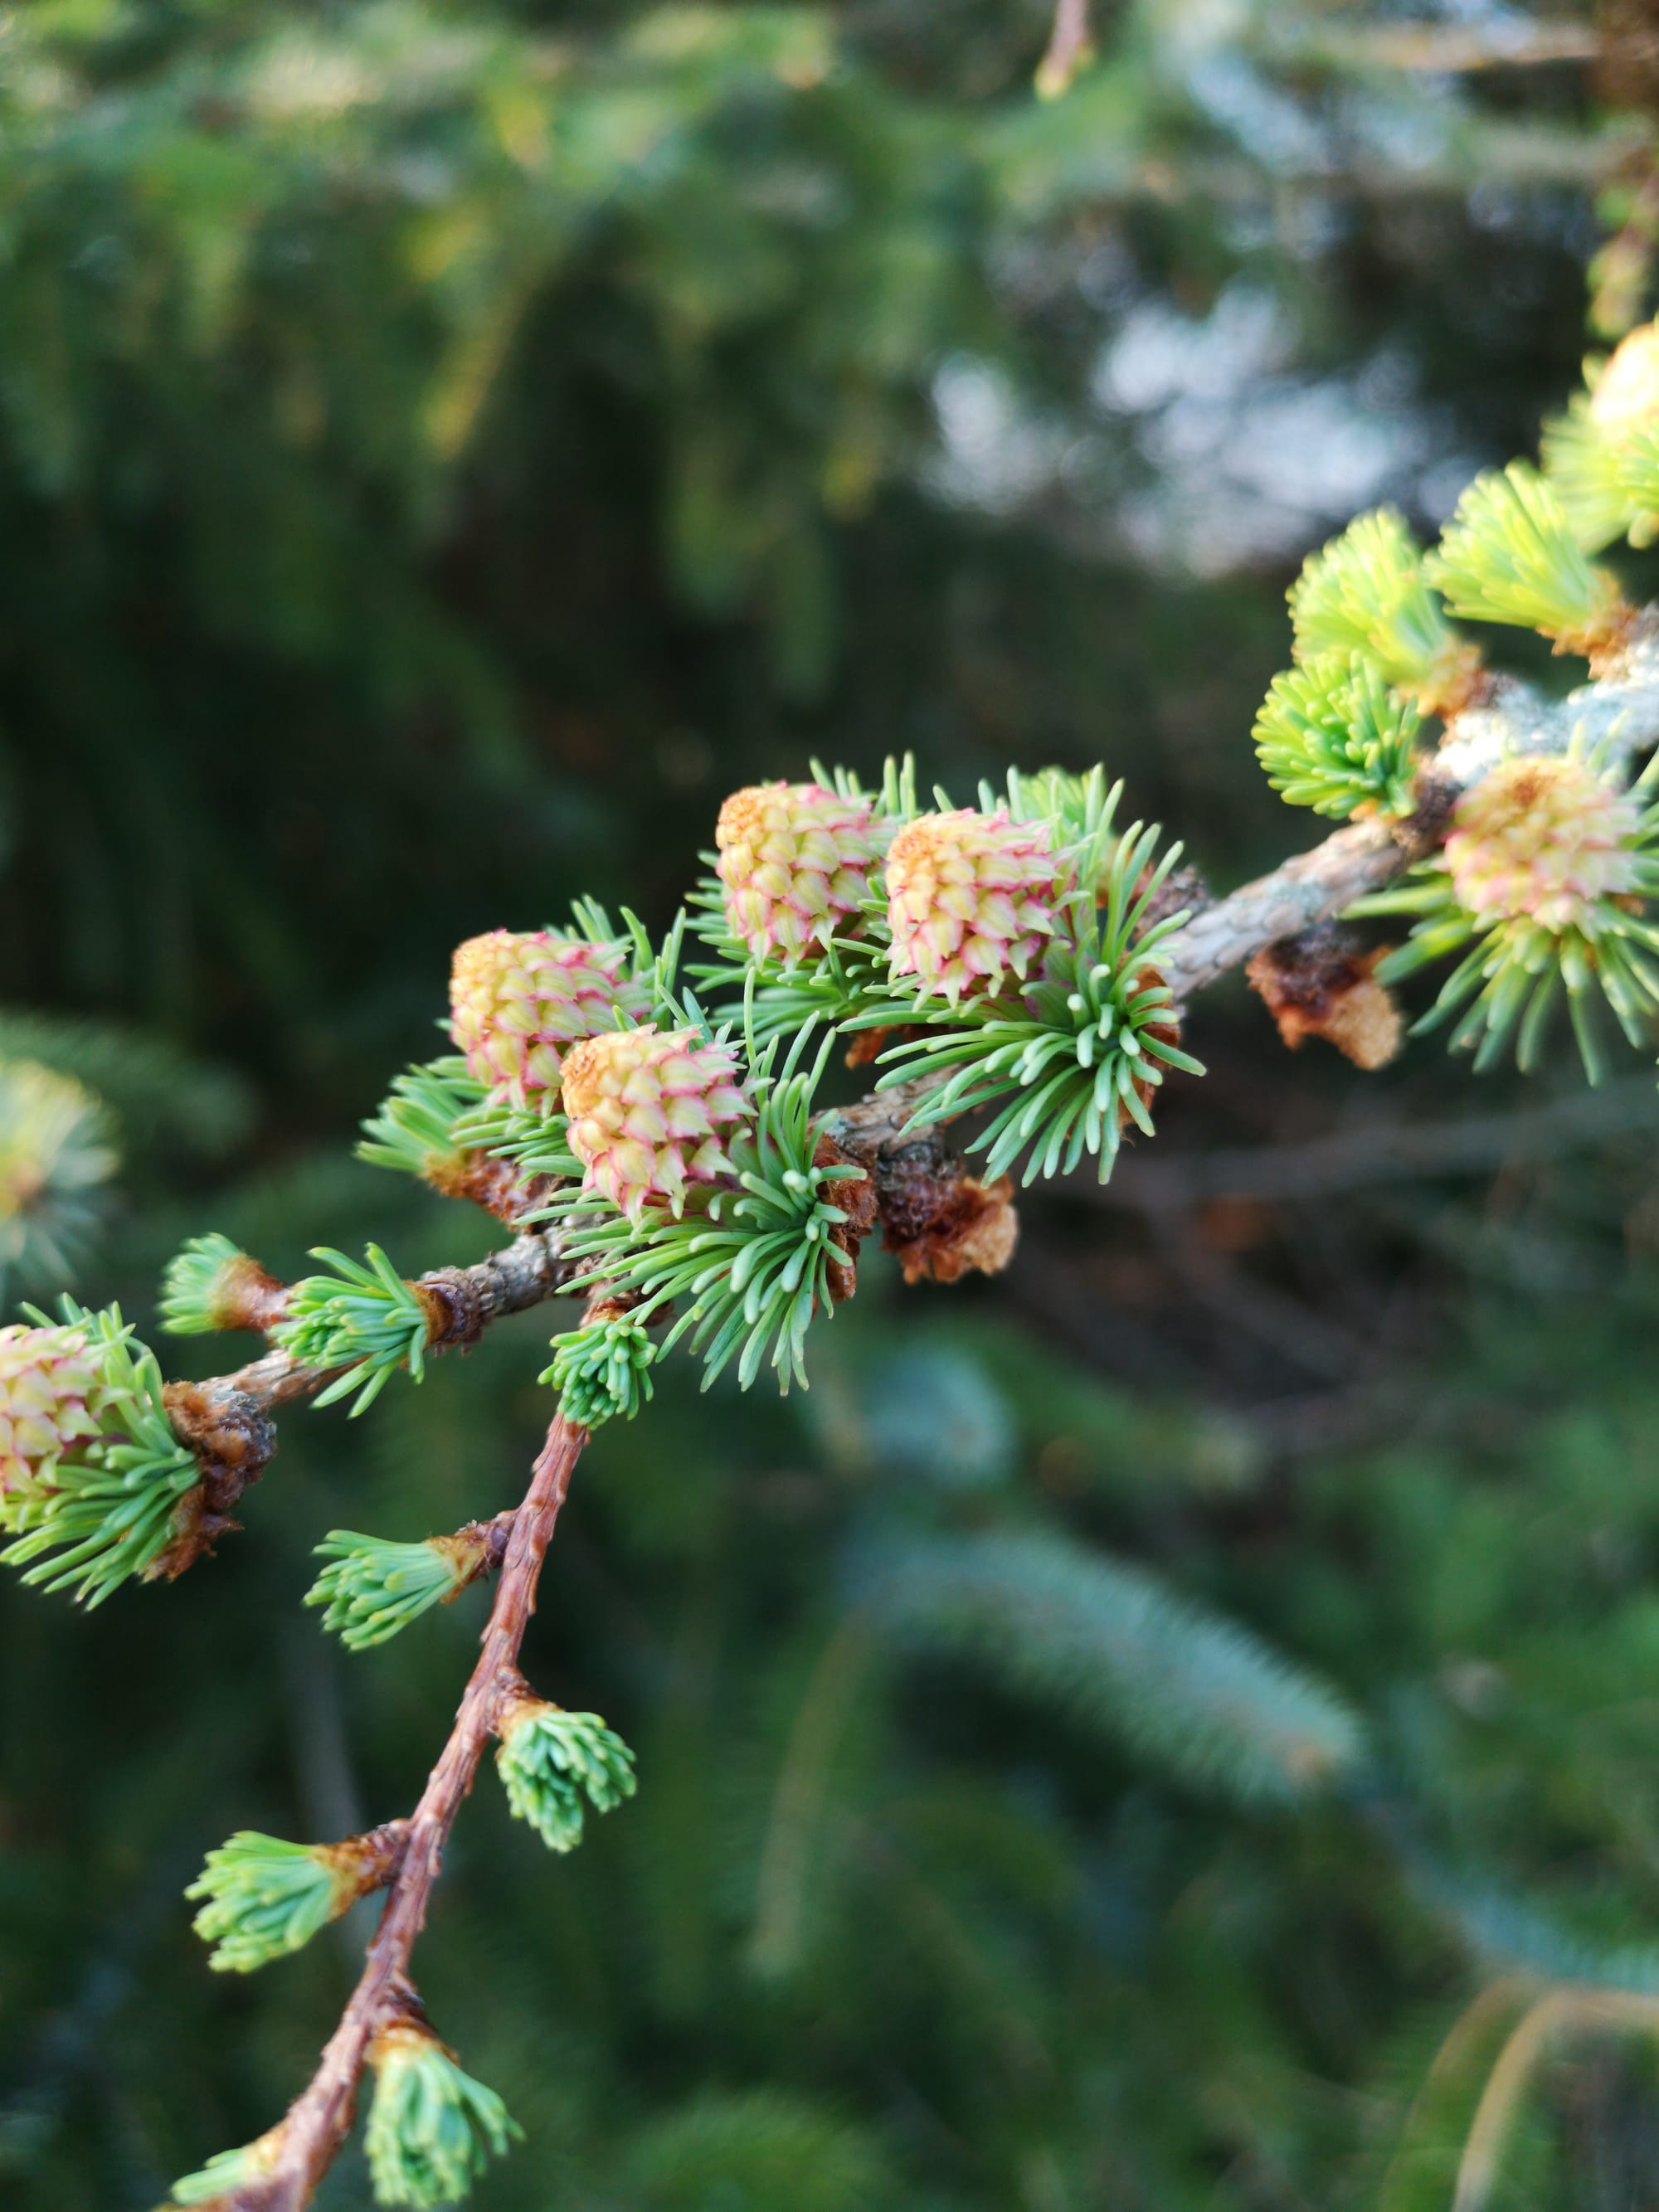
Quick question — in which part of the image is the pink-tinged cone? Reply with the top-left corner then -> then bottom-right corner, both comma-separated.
0,1321 -> 109,1525
715,782 -> 878,965
561,1027 -> 753,1222
450,931 -> 648,1112
1446,757 -> 1645,934
885,808 -> 1066,1004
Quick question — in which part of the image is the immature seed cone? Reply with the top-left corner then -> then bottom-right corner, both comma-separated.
1590,322 -> 1659,439
450,931 -> 646,1111
561,1027 -> 752,1221
0,1320 -> 110,1520
885,808 -> 1065,1004
1445,756 -> 1645,933
715,781 -> 878,964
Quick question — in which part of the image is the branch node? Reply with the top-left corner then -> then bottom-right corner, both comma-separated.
1246,923 -> 1404,1070
873,1133 -> 1020,1286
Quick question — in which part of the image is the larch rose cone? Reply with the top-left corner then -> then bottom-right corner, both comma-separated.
0,1320 -> 109,1523
885,807 -> 1066,1004
1445,756 -> 1646,934
714,781 -> 879,964
560,1027 -> 752,1221
450,931 -> 647,1112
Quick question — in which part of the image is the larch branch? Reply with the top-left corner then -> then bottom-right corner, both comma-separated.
221,1410 -> 589,2212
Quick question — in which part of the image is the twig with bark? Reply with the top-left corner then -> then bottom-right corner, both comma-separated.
217,1411 -> 588,2212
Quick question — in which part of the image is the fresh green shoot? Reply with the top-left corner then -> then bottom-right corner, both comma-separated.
365,2024 -> 523,2208
543,1311 -> 657,1427
1287,506 -> 1461,693
306,1527 -> 493,1651
1253,652 -> 1422,819
494,1699 -> 639,1854
1425,463 -> 1626,645
273,1245 -> 433,1416
187,1831 -> 364,1973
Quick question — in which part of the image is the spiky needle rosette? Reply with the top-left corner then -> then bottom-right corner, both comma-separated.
1425,463 -> 1628,651
365,2018 -> 523,2209
1287,506 -> 1472,706
884,806 -> 1067,1006
272,1245 -> 435,1415
187,1828 -> 400,1972
0,1060 -> 117,1298
1587,321 -> 1659,550
449,928 -> 648,1114
494,1692 -> 638,1854
715,780 -> 879,965
0,1301 -> 203,1604
1252,652 -> 1422,819
1356,750 -> 1659,1080
358,1054 -> 495,1193
306,1524 -> 504,1650
159,1231 -> 286,1336
542,1310 -> 656,1427
560,1024 -> 752,1222
1540,326 -> 1659,552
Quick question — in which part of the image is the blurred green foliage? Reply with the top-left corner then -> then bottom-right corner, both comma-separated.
4,2 -> 1659,2208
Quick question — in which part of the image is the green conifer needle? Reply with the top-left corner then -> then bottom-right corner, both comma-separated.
1287,506 -> 1456,690
1252,652 -> 1422,819
158,1232 -> 260,1334
186,1832 -> 359,1973
495,1701 -> 638,1854
168,2132 -> 283,2205
273,1245 -> 432,1415
542,1313 -> 656,1427
306,1529 -> 484,1650
1425,463 -> 1624,643
365,2023 -> 523,2208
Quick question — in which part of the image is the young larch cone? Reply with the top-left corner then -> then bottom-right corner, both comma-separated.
885,808 -> 1066,1004
450,931 -> 646,1112
561,1027 -> 752,1221
1445,757 -> 1645,934
715,781 -> 878,964
0,1320 -> 110,1523
1590,322 -> 1659,439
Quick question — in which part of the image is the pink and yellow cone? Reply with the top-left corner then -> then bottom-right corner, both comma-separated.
0,1320 -> 109,1524
450,931 -> 647,1113
561,1027 -> 752,1221
1445,756 -> 1646,935
714,782 -> 878,965
885,808 -> 1066,1004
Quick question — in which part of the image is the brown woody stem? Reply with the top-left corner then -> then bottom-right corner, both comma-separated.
159,1229 -> 581,1545
219,1410 -> 588,2211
